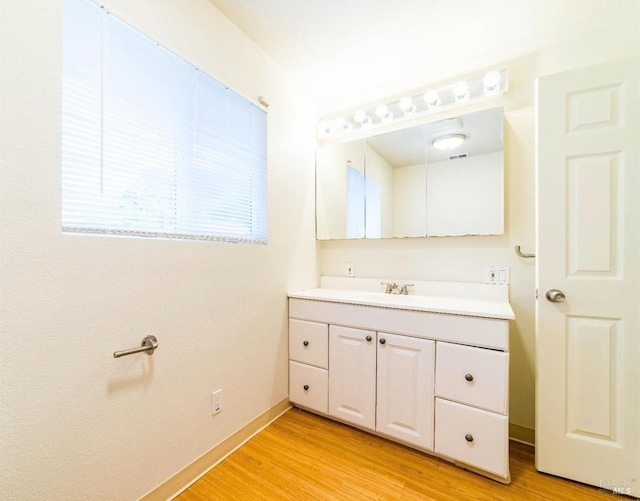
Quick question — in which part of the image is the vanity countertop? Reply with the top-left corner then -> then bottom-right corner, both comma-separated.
288,277 -> 515,320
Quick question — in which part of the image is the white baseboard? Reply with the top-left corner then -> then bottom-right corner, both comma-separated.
509,422 -> 535,446
138,398 -> 292,501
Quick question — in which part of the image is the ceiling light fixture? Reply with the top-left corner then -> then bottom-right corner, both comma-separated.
432,134 -> 466,150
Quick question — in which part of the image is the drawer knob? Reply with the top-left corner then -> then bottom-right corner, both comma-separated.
465,434 -> 474,443
465,374 -> 474,382
379,338 -> 386,345
303,385 -> 309,391
303,340 -> 309,347
366,335 -> 372,342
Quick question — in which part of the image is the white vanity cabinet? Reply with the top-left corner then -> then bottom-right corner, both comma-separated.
288,279 -> 514,483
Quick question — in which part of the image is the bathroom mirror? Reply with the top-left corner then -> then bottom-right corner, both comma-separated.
315,106 -> 504,239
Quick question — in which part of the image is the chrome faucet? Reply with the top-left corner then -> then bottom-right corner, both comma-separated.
380,282 -> 398,294
399,283 -> 414,295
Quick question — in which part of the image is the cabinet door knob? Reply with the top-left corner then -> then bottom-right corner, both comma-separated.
465,434 -> 474,442
465,374 -> 474,382
379,338 -> 386,345
303,385 -> 309,391
366,335 -> 372,342
303,340 -> 309,346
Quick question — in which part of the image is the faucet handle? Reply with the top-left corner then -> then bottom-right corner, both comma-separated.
399,283 -> 414,295
380,282 -> 397,294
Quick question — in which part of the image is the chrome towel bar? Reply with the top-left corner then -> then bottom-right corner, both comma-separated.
113,335 -> 158,358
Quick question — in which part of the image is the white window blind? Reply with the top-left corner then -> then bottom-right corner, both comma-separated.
345,165 -> 381,238
62,0 -> 267,243
346,165 -> 365,239
365,178 -> 381,238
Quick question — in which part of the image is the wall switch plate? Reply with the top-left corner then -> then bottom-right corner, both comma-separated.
485,266 -> 509,285
212,389 -> 222,415
345,263 -> 355,278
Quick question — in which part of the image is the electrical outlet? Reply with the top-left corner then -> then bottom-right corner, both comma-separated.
485,266 -> 510,285
345,263 -> 355,278
212,389 -> 222,415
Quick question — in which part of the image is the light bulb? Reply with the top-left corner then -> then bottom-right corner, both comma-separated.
375,104 -> 393,122
452,81 -> 470,103
399,97 -> 416,114
483,71 -> 501,95
353,110 -> 372,127
333,116 -> 352,132
424,90 -> 440,109
317,120 -> 331,136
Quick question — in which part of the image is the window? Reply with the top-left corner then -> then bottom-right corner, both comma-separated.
62,0 -> 267,243
346,165 -> 365,239
364,178 -> 381,238
345,165 -> 381,238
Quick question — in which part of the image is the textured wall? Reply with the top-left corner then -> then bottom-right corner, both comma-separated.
0,0 -> 317,499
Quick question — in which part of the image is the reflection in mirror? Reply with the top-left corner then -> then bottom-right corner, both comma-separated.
316,106 -> 504,240
366,126 -> 428,237
425,107 -> 504,236
315,139 -> 365,239
366,106 -> 504,237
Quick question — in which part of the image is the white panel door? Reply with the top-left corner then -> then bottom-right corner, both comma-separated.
376,333 -> 435,450
536,59 -> 639,496
328,325 -> 376,430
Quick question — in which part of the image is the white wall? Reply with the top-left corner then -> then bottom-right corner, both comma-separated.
363,143 -> 394,237
393,163 -> 427,237
319,6 -> 640,435
0,0 -> 317,499
426,152 -> 503,236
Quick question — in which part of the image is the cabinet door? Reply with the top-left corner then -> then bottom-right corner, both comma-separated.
328,325 -> 376,430
376,332 -> 435,450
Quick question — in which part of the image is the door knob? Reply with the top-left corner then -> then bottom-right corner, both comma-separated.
546,289 -> 566,303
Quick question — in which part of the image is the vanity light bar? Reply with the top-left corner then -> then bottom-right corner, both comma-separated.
317,69 -> 508,140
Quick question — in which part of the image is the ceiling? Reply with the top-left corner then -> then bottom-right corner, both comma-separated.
207,0 -> 624,111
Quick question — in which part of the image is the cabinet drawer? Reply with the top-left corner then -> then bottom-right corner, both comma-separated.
289,319 -> 328,369
435,342 -> 508,414
289,361 -> 328,414
434,398 -> 509,479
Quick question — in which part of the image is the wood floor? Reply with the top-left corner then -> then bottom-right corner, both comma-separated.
177,407 -> 613,500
